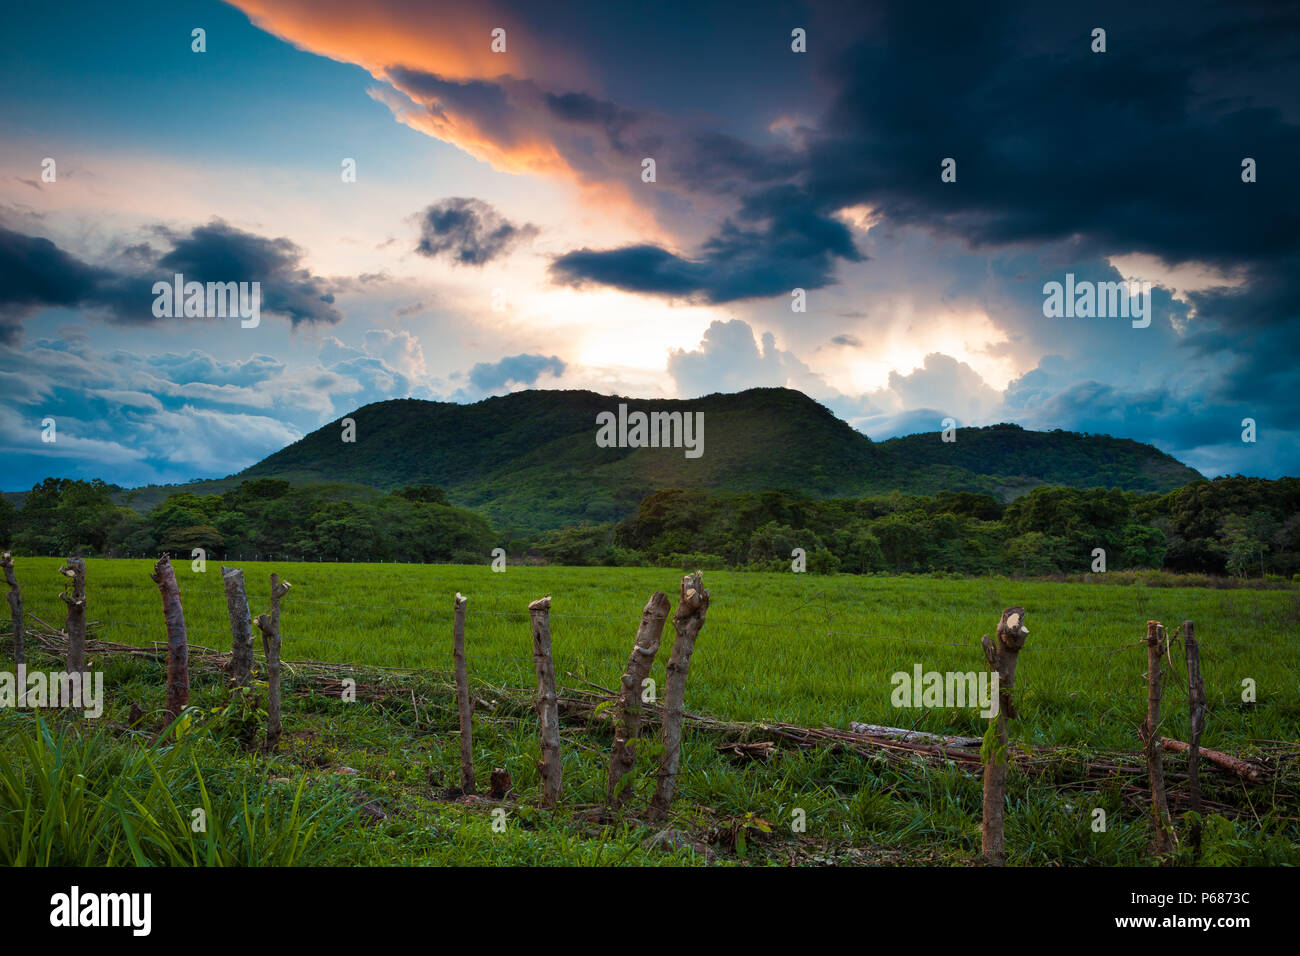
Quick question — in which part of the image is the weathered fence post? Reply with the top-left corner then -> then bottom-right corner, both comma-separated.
151,555 -> 189,722
453,592 -> 475,794
529,595 -> 562,806
254,573 -> 291,751
650,572 -> 710,820
1183,620 -> 1205,857
1140,620 -> 1175,858
222,566 -> 254,687
60,557 -> 87,675
980,605 -> 1029,866
1,552 -> 23,666
489,767 -> 512,800
607,590 -> 669,808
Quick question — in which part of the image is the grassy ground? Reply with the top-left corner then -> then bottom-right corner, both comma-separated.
1,557 -> 1296,866
11,558 -> 1299,749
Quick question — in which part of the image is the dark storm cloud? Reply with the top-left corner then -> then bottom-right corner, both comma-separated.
551,184 -> 861,302
156,220 -> 342,326
1168,249 -> 1300,425
544,91 -> 643,151
467,353 -> 565,390
675,132 -> 803,194
0,220 -> 344,338
0,226 -> 114,342
414,198 -> 538,266
803,1 -> 1300,268
550,245 -> 708,297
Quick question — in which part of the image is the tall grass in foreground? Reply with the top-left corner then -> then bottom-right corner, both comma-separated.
0,715 -> 360,866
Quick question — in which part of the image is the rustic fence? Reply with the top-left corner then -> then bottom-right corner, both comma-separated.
0,551 -> 1277,863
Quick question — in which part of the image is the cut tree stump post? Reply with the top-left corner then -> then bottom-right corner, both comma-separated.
607,590 -> 670,808
150,556 -> 189,723
1140,620 -> 1175,859
529,595 -> 561,806
1183,619 -> 1206,857
60,557 -> 87,675
1,552 -> 24,667
979,605 -> 1029,866
489,767 -> 512,800
453,592 -> 475,794
254,573 -> 291,751
650,572 -> 710,820
222,566 -> 254,687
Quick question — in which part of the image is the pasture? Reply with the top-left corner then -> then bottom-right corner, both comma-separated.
2,557 -> 1297,866
13,558 -> 1299,750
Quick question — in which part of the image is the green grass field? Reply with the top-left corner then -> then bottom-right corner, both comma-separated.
2,557 -> 1297,866
12,558 -> 1299,750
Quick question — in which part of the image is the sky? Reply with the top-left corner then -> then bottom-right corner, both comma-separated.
1,0 -> 1297,490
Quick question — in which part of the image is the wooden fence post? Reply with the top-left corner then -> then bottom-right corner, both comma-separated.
607,590 -> 669,808
489,767 -> 512,800
980,605 -> 1029,866
150,556 -> 189,723
1,552 -> 23,666
1183,619 -> 1205,856
529,595 -> 561,806
60,557 -> 87,675
1141,620 -> 1175,858
650,572 -> 710,820
453,592 -> 475,794
222,567 -> 254,687
255,573 -> 291,751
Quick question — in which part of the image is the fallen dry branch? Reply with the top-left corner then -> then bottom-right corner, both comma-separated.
1161,737 -> 1265,783
718,740 -> 776,761
849,722 -> 982,748
30,626 -> 218,663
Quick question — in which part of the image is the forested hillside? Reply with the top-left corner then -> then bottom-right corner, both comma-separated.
105,388 -> 1202,535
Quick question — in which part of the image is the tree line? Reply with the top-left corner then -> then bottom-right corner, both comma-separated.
0,478 -> 492,564
2,474 -> 1296,580
540,477 -> 1300,579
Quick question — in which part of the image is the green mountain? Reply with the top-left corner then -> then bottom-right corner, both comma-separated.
200,387 -> 1201,535
881,423 -> 1204,500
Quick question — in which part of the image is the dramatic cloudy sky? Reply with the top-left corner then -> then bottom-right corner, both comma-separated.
2,0 -> 1297,489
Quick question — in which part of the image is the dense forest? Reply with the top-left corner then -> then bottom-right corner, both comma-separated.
584,478 -> 1300,578
0,478 -> 493,565
3,474 -> 1296,580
